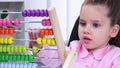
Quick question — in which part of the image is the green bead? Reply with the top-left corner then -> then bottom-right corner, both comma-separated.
22,46 -> 28,53
28,55 -> 34,61
0,46 -> 3,52
32,46 -> 38,53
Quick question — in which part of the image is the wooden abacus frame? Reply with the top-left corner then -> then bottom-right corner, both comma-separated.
48,7 -> 76,68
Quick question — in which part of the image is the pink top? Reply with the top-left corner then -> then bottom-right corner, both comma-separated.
37,40 -> 120,68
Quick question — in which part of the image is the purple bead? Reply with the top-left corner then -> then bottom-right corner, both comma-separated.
36,9 -> 41,17
27,10 -> 31,17
31,10 -> 36,17
29,10 -> 34,17
40,9 -> 44,17
22,10 -> 27,17
33,10 -> 37,16
45,9 -> 49,16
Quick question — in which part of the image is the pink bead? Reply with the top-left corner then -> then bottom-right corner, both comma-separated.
46,19 -> 51,26
14,18 -> 20,26
3,19 -> 7,26
0,19 -> 3,26
7,19 -> 12,26
42,19 -> 47,26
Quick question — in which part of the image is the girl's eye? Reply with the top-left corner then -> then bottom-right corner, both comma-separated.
79,22 -> 86,27
93,23 -> 101,28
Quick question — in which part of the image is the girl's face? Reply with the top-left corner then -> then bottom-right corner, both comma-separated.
79,5 -> 119,51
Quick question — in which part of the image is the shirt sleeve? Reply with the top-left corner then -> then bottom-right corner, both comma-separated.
111,56 -> 120,68
36,45 -> 69,66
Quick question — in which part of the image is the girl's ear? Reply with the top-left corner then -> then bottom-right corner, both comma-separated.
110,24 -> 120,37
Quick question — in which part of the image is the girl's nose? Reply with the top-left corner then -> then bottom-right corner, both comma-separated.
83,26 -> 90,34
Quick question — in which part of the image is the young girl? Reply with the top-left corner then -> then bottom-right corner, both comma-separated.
29,0 -> 120,68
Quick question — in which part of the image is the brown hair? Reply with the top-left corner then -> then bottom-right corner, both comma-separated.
81,0 -> 120,47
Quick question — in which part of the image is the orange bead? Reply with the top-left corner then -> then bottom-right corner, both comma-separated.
39,28 -> 45,37
45,28 -> 49,36
49,29 -> 53,35
9,28 -> 14,35
1,28 -> 4,34
4,28 -> 9,34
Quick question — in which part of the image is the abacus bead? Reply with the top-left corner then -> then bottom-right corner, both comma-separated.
47,38 -> 51,45
0,19 -> 3,26
42,38 -> 47,44
16,55 -> 21,61
26,10 -> 31,17
7,46 -> 11,52
49,29 -> 53,35
9,28 -> 14,35
0,46 -> 2,52
24,55 -> 28,61
45,29 -> 49,36
36,9 -> 40,16
12,63 -> 15,68
3,19 -> 7,26
22,10 -> 27,17
32,63 -> 38,68
8,37 -> 13,44
0,37 -> 4,44
13,54 -> 17,61
33,9 -> 37,16
3,46 -> 7,52
22,46 -> 28,52
1,28 -> 4,34
9,54 -> 13,61
30,10 -> 35,16
14,46 -> 18,52
8,63 -> 12,68
15,63 -> 19,68
32,46 -> 38,53
1,63 -> 4,68
7,19 -> 12,26
5,28 -> 9,34
45,9 -> 48,17
42,19 -> 47,26
11,46 -> 14,52
18,46 -> 22,52
46,19 -> 51,26
21,55 -> 25,61
40,9 -> 44,17
36,38 -> 42,44
24,63 -> 28,68
39,29 -> 45,37
14,18 -> 20,26
4,37 -> 8,44
28,55 -> 34,61
51,38 -> 56,45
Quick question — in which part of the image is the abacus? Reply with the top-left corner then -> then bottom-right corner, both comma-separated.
0,7 -> 76,68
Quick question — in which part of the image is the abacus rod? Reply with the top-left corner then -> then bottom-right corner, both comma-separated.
48,7 -> 66,65
29,48 -> 57,51
14,39 -> 36,42
20,21 -> 42,23
0,12 -> 22,14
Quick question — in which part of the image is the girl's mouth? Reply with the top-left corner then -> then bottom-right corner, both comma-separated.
83,36 -> 91,43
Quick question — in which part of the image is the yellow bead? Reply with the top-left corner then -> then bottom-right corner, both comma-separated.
42,38 -> 47,44
47,38 -> 51,45
4,37 -> 8,44
51,38 -> 56,45
36,38 -> 42,44
8,37 -> 13,44
1,37 -> 4,44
